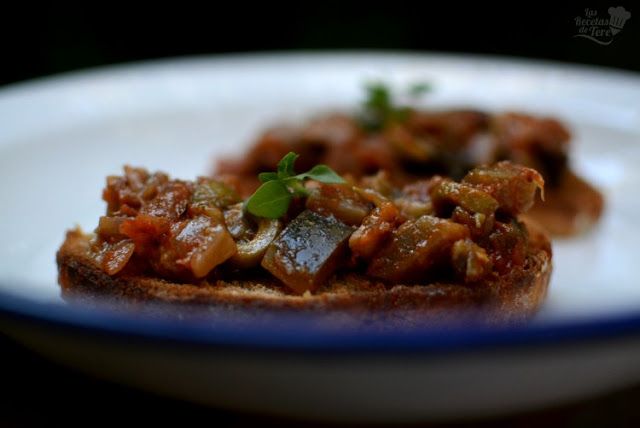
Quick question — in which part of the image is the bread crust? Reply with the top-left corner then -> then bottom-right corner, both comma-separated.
57,218 -> 552,327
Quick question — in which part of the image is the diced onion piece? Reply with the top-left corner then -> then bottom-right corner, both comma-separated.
173,215 -> 237,278
451,238 -> 493,283
102,239 -> 135,275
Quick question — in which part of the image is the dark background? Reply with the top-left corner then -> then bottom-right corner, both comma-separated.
1,1 -> 638,88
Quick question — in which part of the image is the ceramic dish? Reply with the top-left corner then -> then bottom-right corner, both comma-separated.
1,52 -> 639,423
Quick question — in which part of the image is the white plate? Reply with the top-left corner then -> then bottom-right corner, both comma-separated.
1,52 -> 640,423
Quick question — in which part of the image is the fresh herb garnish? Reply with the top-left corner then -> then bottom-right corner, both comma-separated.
359,81 -> 431,131
408,82 -> 432,97
244,152 -> 346,219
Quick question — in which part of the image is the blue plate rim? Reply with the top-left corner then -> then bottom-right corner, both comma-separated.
2,287 -> 640,354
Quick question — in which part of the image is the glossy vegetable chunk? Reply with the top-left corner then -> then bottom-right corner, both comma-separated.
367,215 -> 469,283
430,178 -> 500,216
191,180 -> 242,210
169,215 -> 238,278
486,219 -> 529,274
231,217 -> 282,268
349,202 -> 405,261
305,182 -> 373,226
261,210 -> 353,294
451,238 -> 493,283
462,161 -> 544,216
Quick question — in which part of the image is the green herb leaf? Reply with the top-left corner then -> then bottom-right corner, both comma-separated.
408,82 -> 432,97
245,153 -> 346,218
360,82 -> 395,131
258,172 -> 279,183
359,81 -> 432,131
364,82 -> 393,115
296,165 -> 347,184
244,180 -> 293,219
277,152 -> 298,179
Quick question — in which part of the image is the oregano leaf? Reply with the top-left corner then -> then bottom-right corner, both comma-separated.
245,153 -> 345,218
296,165 -> 346,184
244,180 -> 293,218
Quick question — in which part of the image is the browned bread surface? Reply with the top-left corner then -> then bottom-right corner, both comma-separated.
57,219 -> 552,328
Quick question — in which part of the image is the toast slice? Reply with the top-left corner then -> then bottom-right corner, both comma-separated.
56,161 -> 553,328
57,217 -> 551,327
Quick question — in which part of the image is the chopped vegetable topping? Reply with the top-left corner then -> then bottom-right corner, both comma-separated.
451,238 -> 493,283
366,215 -> 469,283
230,217 -> 282,268
462,161 -> 544,216
216,84 -> 568,196
430,178 -> 500,217
89,154 -> 544,294
306,182 -> 373,226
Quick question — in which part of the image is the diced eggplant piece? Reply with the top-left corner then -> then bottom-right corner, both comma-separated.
191,180 -> 242,210
367,215 -> 469,283
141,181 -> 192,220
305,183 -> 373,226
486,219 -> 529,274
430,178 -> 499,216
462,161 -> 544,216
349,202 -> 405,261
261,210 -> 353,294
451,206 -> 495,241
223,203 -> 254,241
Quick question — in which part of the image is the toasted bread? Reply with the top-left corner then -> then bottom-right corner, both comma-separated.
56,159 -> 554,328
57,217 -> 551,327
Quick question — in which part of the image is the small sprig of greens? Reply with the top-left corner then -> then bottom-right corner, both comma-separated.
408,82 -> 432,97
244,152 -> 346,219
359,81 -> 432,131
